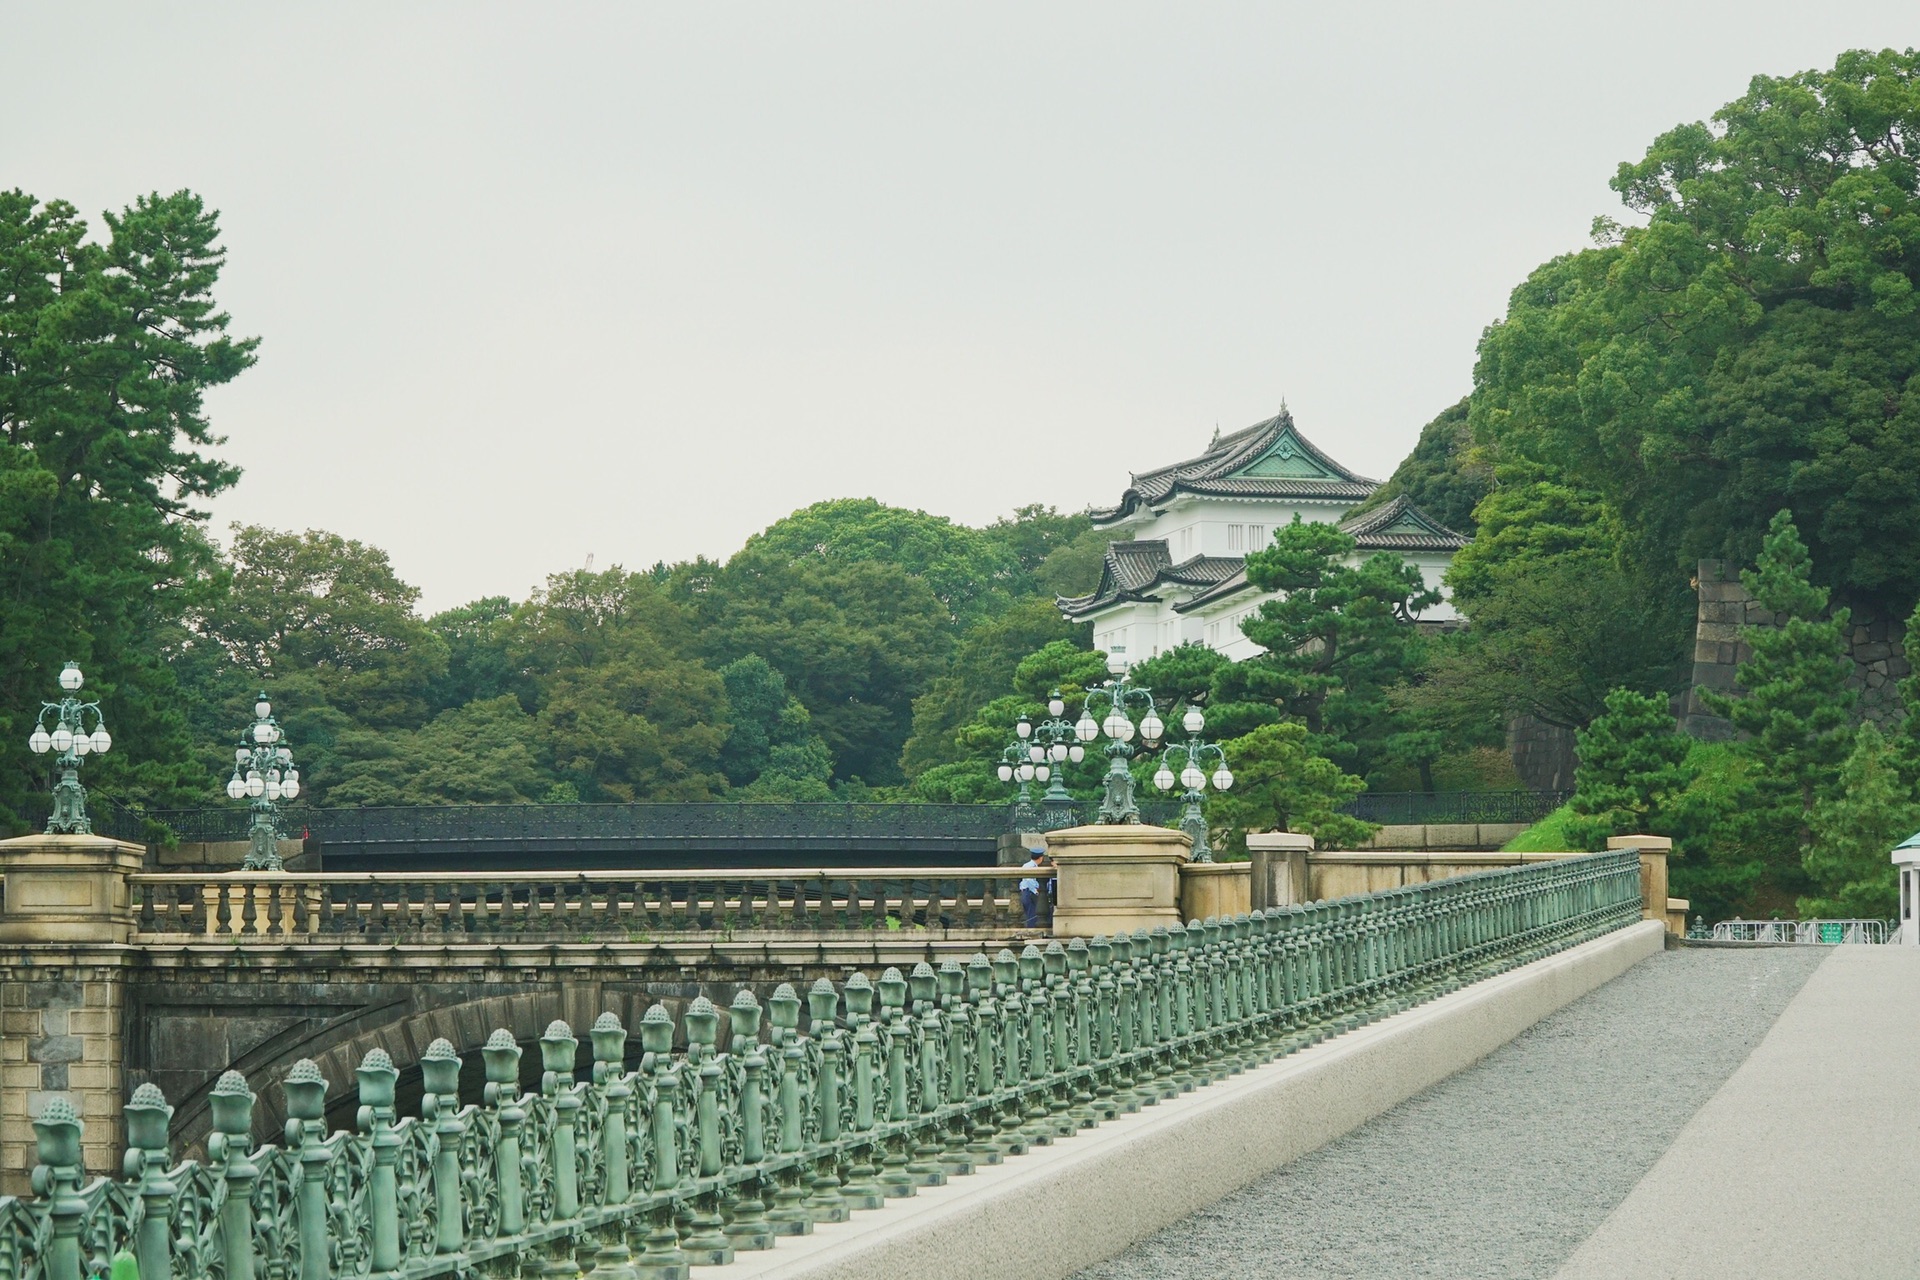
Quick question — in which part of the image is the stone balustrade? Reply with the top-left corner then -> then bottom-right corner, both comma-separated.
127,868 -> 1040,942
0,851 -> 1642,1280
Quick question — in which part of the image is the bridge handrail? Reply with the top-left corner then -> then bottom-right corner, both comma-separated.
128,866 -> 1049,940
4,850 -> 1644,1280
127,867 -> 1036,885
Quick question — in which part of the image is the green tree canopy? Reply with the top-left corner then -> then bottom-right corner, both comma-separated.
1566,688 -> 1695,849
1472,48 -> 1920,608
1351,397 -> 1488,534
732,497 -> 1019,630
1207,722 -> 1374,853
1,189 -> 257,822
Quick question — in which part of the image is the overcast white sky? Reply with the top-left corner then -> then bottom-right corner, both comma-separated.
6,4 -> 1915,611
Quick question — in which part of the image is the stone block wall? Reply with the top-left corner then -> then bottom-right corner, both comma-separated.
1683,559 -> 1909,739
1508,714 -> 1576,791
0,958 -> 130,1196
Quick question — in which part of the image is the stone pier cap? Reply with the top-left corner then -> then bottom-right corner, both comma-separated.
1045,823 -> 1192,939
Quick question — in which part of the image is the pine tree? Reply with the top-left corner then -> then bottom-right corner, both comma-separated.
1802,722 -> 1911,919
1699,511 -> 1856,882
1566,687 -> 1693,849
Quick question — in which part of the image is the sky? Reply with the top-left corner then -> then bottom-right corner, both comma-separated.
5,3 -> 1917,612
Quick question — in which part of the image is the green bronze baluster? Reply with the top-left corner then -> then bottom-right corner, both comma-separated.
281,1062 -> 327,1280
418,1040 -> 468,1264
803,979 -> 851,1223
479,1031 -> 525,1239
906,962 -> 951,1184
207,1074 -> 257,1280
991,949 -> 1031,1154
586,1015 -> 641,1277
1018,945 -> 1056,1146
125,1084 -> 177,1280
681,997 -> 739,1263
875,968 -> 920,1197
842,974 -> 887,1209
724,990 -> 779,1250
31,1098 -> 86,1280
634,1004 -> 691,1280
934,960 -> 976,1176
1043,941 -> 1076,1133
353,1047 -> 403,1277
765,983 -> 818,1230
1064,938 -> 1099,1127
964,953 -> 1005,1161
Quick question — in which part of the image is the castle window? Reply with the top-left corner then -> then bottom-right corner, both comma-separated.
1227,524 -> 1244,550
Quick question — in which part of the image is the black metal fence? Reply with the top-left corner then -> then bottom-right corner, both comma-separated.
1339,790 -> 1571,826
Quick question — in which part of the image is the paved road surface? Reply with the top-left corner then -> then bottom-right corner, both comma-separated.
1077,946 -> 1835,1279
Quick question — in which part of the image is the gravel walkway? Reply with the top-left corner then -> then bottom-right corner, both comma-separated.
1075,946 -> 1829,1280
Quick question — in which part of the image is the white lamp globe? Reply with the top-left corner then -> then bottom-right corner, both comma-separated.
282,779 -> 300,799
58,664 -> 83,692
1105,651 -> 1127,676
1183,706 -> 1205,734
264,780 -> 282,801
246,773 -> 265,798
1153,767 -> 1176,791
89,728 -> 111,754
234,747 -> 249,763
276,747 -> 291,763
254,699 -> 271,719
1018,762 -> 1036,781
1181,763 -> 1205,790
252,722 -> 272,744
1048,695 -> 1065,717
70,734 -> 90,757
1028,745 -> 1045,764
1015,718 -> 1032,740
226,777 -> 246,800
285,768 -> 299,784
1212,768 -> 1234,791
1050,742 -> 1067,762
1139,712 -> 1164,745
1035,765 -> 1051,782
997,764 -> 1013,782
50,725 -> 73,753
28,727 -> 51,754
1068,744 -> 1085,763
1075,714 -> 1099,743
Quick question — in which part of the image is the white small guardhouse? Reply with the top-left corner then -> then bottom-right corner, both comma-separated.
1893,830 -> 1920,944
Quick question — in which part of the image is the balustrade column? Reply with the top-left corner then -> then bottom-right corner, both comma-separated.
207,1074 -> 259,1280
124,1085 -> 177,1280
634,1005 -> 691,1279
724,991 -> 779,1250
766,984 -> 819,1228
587,1015 -> 640,1276
355,1049 -> 403,1277
480,1032 -> 526,1239
841,974 -> 887,1209
803,980 -> 851,1222
875,969 -> 919,1197
682,997 -> 739,1263
283,1062 -> 329,1280
30,1099 -> 86,1280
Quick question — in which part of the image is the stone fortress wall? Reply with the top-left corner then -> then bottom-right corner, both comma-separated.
1681,558 -> 1909,740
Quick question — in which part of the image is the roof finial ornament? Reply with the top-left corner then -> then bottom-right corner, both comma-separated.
1209,421 -> 1220,447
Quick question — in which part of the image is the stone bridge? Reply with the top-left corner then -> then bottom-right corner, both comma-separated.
0,839 -> 1670,1280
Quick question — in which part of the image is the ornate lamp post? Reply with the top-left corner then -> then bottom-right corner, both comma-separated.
1029,691 -> 1087,831
1151,704 -> 1234,862
226,693 -> 300,871
1073,654 -> 1164,824
24,662 -> 113,834
995,733 -> 1045,832
996,692 -> 1091,833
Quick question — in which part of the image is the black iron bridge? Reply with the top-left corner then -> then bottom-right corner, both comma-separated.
128,802 -> 1017,871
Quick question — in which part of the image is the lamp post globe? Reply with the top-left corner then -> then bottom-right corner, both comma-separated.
229,693 -> 297,871
24,661 -> 113,834
996,688 -> 1095,835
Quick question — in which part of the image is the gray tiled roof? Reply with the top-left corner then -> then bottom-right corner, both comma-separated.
1338,495 -> 1470,553
1089,409 -> 1380,525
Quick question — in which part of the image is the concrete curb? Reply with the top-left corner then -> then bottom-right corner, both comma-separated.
723,919 -> 1668,1280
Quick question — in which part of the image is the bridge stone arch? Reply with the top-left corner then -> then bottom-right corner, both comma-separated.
129,949 -> 866,1158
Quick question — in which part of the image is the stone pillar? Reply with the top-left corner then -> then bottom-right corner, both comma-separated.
0,834 -> 144,1194
1046,825 -> 1190,938
1246,832 -> 1314,909
1608,835 -> 1677,935
1178,862 -> 1250,922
